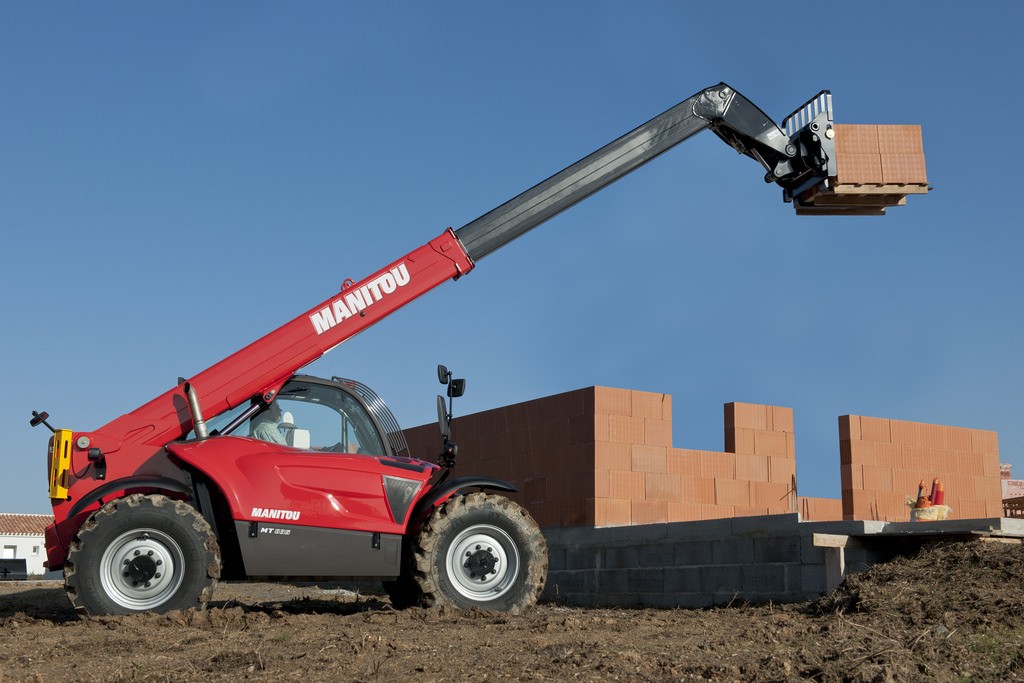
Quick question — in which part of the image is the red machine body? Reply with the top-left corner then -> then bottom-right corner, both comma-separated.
45,230 -> 473,568
35,83 -> 849,615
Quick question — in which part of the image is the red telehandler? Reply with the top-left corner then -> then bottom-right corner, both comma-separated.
33,84 -> 845,615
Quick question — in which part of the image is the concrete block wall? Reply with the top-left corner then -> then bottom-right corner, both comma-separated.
839,415 -> 1003,521
543,514 -> 895,608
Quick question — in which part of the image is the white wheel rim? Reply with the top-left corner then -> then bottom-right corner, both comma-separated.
99,528 -> 185,611
445,524 -> 519,601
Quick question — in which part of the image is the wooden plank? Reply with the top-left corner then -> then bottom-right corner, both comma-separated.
809,194 -> 907,207
813,533 -> 851,548
830,183 -> 930,195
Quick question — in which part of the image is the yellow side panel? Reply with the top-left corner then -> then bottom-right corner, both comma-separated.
49,429 -> 73,500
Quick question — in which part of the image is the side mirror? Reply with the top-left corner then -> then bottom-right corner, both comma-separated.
437,394 -> 450,439
437,364 -> 450,385
447,378 -> 466,398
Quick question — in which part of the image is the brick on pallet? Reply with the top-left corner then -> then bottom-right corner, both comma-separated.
834,124 -> 879,154
877,125 -> 924,154
837,153 -> 883,185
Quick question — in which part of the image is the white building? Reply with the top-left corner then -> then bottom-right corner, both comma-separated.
0,513 -> 54,577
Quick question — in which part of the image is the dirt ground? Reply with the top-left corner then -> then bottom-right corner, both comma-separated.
2,540 -> 1023,682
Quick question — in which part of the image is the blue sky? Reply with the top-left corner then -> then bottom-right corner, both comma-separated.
3,3 -> 1021,515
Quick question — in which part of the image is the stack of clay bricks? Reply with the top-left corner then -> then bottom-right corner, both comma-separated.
839,414 -> 1002,521
796,124 -> 929,215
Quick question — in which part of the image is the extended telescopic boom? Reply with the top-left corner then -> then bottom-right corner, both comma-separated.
39,82 -> 834,479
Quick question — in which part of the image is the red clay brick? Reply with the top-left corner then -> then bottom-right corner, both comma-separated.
752,481 -> 791,510
608,415 -> 645,444
594,498 -> 631,526
768,456 -> 796,485
702,505 -> 736,521
595,442 -> 631,471
523,477 -> 547,504
594,470 -> 610,498
631,445 -> 667,473
667,449 -> 700,477
836,153 -> 883,184
735,453 -> 769,482
874,442 -> 902,465
799,497 -> 844,522
594,387 -> 632,416
841,463 -> 864,491
725,403 -> 768,431
862,464 -> 894,492
880,154 -> 927,184
679,476 -> 716,504
725,427 -> 756,454
698,450 -> 736,479
835,124 -> 879,154
970,429 -> 999,455
946,427 -> 972,453
667,501 -> 705,522
848,441 -> 877,466
876,124 -> 923,154
772,406 -> 794,433
632,500 -> 668,525
860,416 -> 891,443
839,415 -> 861,441
715,478 -> 751,507
645,472 -> 682,501
631,391 -> 670,420
644,418 -> 673,447
608,470 -> 645,500
754,430 -> 788,457
734,506 -> 771,518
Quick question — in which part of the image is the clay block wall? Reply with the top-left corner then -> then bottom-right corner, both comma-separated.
402,389 -> 802,529
839,415 -> 1002,521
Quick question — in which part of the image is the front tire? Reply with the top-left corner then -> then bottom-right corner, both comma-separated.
413,492 -> 546,613
64,494 -> 221,616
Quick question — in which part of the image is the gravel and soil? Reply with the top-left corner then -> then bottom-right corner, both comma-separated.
2,540 -> 1023,681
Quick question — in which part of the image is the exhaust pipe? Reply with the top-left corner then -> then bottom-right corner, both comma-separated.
183,382 -> 209,438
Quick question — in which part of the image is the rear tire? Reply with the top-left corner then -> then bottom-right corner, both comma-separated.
64,494 -> 221,616
412,492 -> 546,613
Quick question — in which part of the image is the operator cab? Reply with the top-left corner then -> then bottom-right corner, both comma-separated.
195,375 -> 409,458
